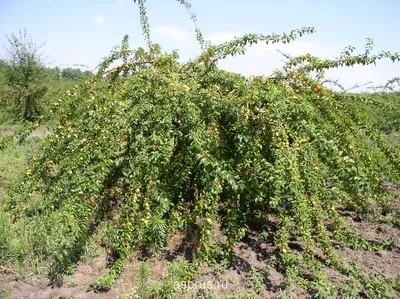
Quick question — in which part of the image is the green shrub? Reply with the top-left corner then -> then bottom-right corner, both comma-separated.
1,1 -> 399,297
1,28 -> 49,121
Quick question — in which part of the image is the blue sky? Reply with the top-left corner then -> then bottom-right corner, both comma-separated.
0,0 -> 399,90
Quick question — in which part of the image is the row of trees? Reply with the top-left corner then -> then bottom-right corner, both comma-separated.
60,67 -> 92,81
0,29 -> 92,121
0,62 -> 93,81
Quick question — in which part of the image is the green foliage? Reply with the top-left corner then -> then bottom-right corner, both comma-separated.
61,67 -> 92,81
0,287 -> 11,299
0,1 -> 399,297
0,138 -> 43,268
349,92 -> 400,133
247,267 -> 269,295
0,42 -> 90,150
344,91 -> 400,155
0,29 -> 90,136
137,262 -> 151,298
0,59 -> 7,85
222,291 -> 258,299
1,28 -> 49,121
0,59 -> 7,71
46,66 -> 61,80
152,261 -> 196,298
337,280 -> 361,299
276,283 -> 295,299
81,238 -> 100,262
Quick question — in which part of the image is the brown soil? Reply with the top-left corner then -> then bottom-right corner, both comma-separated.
0,128 -> 52,139
1,169 -> 399,298
2,213 -> 399,299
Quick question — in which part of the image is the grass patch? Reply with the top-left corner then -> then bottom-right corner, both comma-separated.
0,134 -> 44,273
0,138 -> 40,201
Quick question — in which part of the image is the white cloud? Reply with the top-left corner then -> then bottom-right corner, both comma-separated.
252,41 -> 334,58
201,30 -> 398,92
206,34 -> 334,77
207,31 -> 250,45
207,30 -> 334,59
155,25 -> 187,41
95,15 -> 105,25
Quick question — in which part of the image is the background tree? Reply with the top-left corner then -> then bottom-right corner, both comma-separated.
61,67 -> 91,81
47,66 -> 61,80
0,59 -> 7,72
0,59 -> 6,85
2,28 -> 49,121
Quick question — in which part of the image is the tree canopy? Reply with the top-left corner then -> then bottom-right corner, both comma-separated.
61,67 -> 92,81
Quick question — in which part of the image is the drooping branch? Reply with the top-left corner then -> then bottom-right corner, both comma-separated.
175,0 -> 207,50
134,0 -> 153,50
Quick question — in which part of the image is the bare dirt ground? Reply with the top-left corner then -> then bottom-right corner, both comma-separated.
0,128 -> 52,139
1,191 -> 399,299
0,237 -> 291,299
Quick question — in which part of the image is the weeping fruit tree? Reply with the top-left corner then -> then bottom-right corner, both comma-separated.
1,0 -> 400,295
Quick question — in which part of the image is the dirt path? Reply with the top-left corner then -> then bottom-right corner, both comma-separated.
0,260 -> 117,299
0,128 -> 52,139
